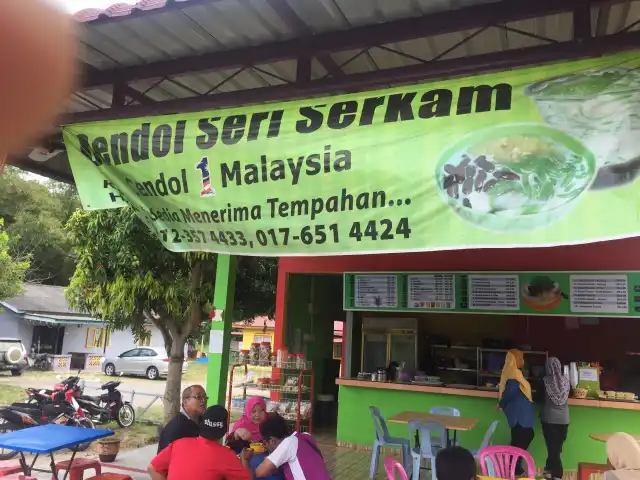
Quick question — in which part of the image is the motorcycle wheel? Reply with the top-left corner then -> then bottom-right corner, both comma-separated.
116,403 -> 135,428
68,417 -> 95,452
0,420 -> 19,460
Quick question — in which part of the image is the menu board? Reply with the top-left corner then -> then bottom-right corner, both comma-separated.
344,271 -> 640,317
570,274 -> 628,313
407,274 -> 455,309
354,275 -> 398,308
468,274 -> 519,310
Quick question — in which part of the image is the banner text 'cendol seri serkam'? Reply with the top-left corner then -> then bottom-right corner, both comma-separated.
63,51 -> 640,256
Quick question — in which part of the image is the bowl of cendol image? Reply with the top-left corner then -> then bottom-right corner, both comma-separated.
434,123 -> 596,232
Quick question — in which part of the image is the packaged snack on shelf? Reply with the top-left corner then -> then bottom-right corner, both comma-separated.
249,343 -> 260,366
285,376 -> 299,386
257,377 -> 272,389
299,401 -> 312,419
259,342 -> 272,366
294,353 -> 306,370
239,350 -> 250,365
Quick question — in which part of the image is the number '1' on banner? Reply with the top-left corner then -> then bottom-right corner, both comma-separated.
196,156 -> 215,197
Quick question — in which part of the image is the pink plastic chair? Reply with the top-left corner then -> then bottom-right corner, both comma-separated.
478,445 -> 535,480
384,458 -> 409,480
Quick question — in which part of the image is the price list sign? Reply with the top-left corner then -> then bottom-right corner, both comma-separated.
407,274 -> 455,309
354,275 -> 398,308
469,274 -> 520,310
570,274 -> 629,313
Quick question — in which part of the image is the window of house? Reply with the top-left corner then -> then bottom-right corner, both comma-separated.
333,342 -> 342,360
86,327 -> 110,349
253,335 -> 271,344
137,329 -> 152,347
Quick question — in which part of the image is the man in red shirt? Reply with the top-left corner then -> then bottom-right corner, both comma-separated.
148,405 -> 250,480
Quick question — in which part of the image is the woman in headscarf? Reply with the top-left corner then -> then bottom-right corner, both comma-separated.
540,357 -> 570,480
606,433 -> 640,480
231,396 -> 267,443
498,350 -> 535,475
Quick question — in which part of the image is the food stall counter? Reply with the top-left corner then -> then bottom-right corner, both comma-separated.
335,378 -> 640,470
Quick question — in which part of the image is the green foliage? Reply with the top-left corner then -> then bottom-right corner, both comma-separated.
65,207 -> 277,422
65,208 -> 216,351
0,167 -> 80,285
0,219 -> 29,300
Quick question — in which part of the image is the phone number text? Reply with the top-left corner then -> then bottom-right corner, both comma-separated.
159,218 -> 411,248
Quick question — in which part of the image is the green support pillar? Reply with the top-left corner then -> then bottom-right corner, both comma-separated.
206,254 -> 237,407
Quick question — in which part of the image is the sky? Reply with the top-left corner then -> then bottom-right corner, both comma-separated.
49,0 -> 136,13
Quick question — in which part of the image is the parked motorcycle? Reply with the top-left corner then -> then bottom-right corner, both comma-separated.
24,371 -> 135,428
0,388 -> 94,460
76,377 -> 135,428
28,352 -> 50,370
24,371 -> 83,405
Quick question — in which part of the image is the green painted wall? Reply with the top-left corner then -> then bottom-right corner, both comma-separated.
338,384 -> 640,470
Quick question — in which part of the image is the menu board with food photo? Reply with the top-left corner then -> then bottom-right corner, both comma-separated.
344,271 -> 640,317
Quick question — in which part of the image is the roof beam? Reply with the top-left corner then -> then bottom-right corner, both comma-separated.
80,0 -> 618,88
61,30 -> 640,125
82,64 -> 154,104
265,0 -> 343,76
573,3 -> 593,39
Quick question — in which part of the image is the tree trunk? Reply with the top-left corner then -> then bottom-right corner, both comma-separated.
163,335 -> 186,425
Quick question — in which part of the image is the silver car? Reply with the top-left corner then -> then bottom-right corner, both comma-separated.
102,347 -> 188,380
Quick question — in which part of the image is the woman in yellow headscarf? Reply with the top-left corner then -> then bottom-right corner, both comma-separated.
498,350 -> 535,476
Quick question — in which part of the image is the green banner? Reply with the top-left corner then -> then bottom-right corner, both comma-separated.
63,52 -> 640,256
344,271 -> 640,317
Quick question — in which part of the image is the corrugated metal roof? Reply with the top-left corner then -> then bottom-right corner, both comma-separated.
66,0 -> 640,115
1,284 -> 86,315
9,0 -> 640,182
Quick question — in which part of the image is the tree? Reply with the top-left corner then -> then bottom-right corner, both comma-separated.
0,167 -> 80,285
0,219 -> 29,300
65,208 -> 277,423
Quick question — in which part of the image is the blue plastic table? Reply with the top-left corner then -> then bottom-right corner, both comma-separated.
0,424 -> 113,479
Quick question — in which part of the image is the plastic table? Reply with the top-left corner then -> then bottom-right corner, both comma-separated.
0,424 -> 113,480
388,411 -> 479,446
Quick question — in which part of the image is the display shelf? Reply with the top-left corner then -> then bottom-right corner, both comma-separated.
226,363 -> 314,434
431,346 -> 548,387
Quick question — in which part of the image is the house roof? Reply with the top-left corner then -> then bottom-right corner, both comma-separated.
10,0 -> 640,183
0,284 -> 101,325
1,284 -> 83,315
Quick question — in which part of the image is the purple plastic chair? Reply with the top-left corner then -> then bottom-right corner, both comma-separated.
384,458 -> 409,480
478,445 -> 535,480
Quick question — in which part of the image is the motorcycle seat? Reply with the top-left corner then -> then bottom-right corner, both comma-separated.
7,403 -> 43,413
79,396 -> 101,404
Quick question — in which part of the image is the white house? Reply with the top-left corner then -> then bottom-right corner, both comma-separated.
0,284 -> 166,365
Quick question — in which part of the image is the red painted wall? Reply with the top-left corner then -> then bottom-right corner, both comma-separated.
274,238 -> 640,367
279,238 -> 640,274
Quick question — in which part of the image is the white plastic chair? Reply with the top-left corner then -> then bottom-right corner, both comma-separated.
370,406 -> 410,479
408,420 -> 446,480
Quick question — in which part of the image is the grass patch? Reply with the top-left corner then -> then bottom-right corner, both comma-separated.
0,384 -> 29,405
183,362 -> 207,383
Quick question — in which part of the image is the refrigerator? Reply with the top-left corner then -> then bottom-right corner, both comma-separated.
361,329 -> 417,373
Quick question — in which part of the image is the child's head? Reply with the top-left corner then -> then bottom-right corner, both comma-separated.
436,447 -> 477,480
259,413 -> 289,452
